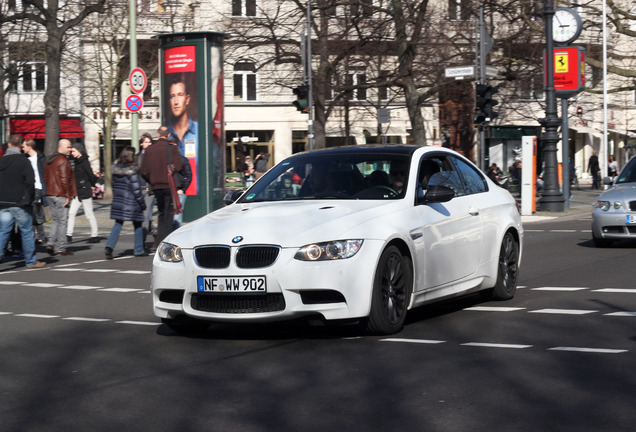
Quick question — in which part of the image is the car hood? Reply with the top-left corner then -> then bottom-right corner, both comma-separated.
598,183 -> 636,203
167,200 -> 402,248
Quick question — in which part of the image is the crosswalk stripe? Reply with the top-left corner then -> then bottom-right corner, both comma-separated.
529,309 -> 598,315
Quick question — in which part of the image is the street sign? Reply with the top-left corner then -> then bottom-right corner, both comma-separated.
125,94 -> 144,113
129,67 -> 147,94
377,108 -> 390,124
445,65 -> 474,79
543,46 -> 586,98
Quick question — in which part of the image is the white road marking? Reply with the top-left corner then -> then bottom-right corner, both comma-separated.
548,347 -> 627,354
532,287 -> 588,291
529,309 -> 598,315
83,269 -> 118,273
0,281 -> 24,285
462,342 -> 532,349
119,270 -> 151,275
23,283 -> 64,288
115,320 -> 160,326
380,338 -> 446,344
64,317 -> 111,322
0,312 -> 13,315
594,288 -> 636,294
605,312 -> 636,317
61,285 -> 101,290
16,314 -> 60,319
524,229 -> 545,232
465,306 -> 525,312
99,288 -> 143,293
550,229 -> 577,232
51,268 -> 84,272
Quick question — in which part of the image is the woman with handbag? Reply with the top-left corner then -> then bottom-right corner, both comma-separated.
105,146 -> 147,259
66,142 -> 99,243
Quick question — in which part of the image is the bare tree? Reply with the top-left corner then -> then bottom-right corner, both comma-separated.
1,0 -> 106,155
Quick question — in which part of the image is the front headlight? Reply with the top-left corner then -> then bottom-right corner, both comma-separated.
294,240 -> 363,261
157,242 -> 183,262
595,200 -> 610,211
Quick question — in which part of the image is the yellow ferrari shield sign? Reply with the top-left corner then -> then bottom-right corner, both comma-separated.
555,53 -> 569,73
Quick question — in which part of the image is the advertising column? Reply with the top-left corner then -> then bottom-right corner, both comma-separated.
158,32 -> 226,221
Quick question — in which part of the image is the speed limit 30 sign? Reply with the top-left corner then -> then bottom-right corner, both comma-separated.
129,67 -> 147,94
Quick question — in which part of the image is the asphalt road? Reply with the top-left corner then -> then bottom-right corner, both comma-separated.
1,195 -> 636,431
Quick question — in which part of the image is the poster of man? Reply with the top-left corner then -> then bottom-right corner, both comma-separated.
166,72 -> 198,157
162,45 -> 199,196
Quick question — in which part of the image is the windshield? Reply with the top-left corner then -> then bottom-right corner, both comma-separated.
615,157 -> 636,184
239,153 -> 411,202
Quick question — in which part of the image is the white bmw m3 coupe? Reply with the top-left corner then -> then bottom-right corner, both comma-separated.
152,145 -> 523,335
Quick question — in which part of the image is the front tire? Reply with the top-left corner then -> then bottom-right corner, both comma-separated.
365,246 -> 412,335
486,231 -> 519,300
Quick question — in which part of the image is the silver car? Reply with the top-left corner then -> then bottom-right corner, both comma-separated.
592,156 -> 636,247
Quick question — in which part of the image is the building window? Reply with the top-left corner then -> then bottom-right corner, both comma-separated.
378,71 -> 389,100
232,0 -> 256,17
350,0 -> 373,17
449,0 -> 470,21
233,61 -> 257,101
9,62 -> 46,93
346,68 -> 367,101
515,73 -> 543,100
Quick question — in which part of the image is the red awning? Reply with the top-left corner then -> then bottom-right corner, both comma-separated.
10,117 -> 84,139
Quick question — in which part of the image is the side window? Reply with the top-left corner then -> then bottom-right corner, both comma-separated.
419,155 -> 466,197
453,156 -> 488,195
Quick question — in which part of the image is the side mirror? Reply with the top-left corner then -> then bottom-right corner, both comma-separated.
223,190 -> 244,205
417,184 -> 455,205
602,176 -> 613,185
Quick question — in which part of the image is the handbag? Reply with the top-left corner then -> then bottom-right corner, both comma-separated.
167,146 -> 183,215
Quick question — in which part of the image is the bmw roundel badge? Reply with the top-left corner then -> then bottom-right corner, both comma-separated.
232,236 -> 244,244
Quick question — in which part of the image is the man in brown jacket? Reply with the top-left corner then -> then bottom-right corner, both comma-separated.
141,126 -> 183,246
44,139 -> 76,256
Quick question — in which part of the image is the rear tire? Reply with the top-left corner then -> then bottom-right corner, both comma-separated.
365,246 -> 412,335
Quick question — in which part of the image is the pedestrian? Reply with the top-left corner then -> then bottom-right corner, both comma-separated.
22,139 -> 47,245
105,146 -> 147,259
140,126 -> 183,246
137,133 -> 155,249
253,152 -> 270,179
0,134 -> 46,268
44,139 -> 76,256
608,155 -> 618,179
66,142 -> 99,243
587,151 -> 600,189
243,155 -> 255,188
172,141 -> 192,230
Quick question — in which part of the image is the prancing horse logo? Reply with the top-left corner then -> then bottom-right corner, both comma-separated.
232,236 -> 244,244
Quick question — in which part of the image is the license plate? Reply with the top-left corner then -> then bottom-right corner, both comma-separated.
627,215 -> 636,224
197,276 -> 267,293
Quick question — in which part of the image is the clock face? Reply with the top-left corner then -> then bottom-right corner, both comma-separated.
553,8 -> 582,44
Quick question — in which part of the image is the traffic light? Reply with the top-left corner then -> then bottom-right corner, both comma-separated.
292,84 -> 309,113
474,83 -> 499,124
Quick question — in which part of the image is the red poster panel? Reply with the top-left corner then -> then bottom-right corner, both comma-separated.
164,45 -> 198,195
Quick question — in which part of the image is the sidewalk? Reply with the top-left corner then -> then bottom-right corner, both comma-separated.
520,177 -> 601,223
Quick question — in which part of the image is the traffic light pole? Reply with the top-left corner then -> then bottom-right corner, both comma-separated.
539,0 -> 565,212
306,0 -> 314,150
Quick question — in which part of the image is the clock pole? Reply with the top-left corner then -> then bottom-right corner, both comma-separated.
539,0 -> 565,212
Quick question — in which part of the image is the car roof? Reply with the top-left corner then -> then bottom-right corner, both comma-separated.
291,144 -> 444,158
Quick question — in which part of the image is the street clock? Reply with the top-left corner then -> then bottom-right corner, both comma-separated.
553,7 -> 582,45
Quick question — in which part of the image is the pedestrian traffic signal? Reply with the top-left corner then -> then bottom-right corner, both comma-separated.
474,83 -> 499,124
292,84 -> 309,113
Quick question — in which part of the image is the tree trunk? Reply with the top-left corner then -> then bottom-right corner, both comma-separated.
43,26 -> 62,156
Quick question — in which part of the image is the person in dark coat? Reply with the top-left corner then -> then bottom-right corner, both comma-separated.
66,142 -> 99,243
104,146 -> 147,259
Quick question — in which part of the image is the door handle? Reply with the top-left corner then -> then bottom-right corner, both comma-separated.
468,207 -> 480,216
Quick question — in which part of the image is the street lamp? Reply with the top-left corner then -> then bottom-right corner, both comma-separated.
539,0 -> 565,212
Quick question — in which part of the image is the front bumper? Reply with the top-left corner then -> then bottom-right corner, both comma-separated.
151,240 -> 384,323
592,209 -> 636,241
